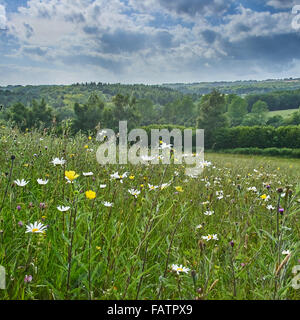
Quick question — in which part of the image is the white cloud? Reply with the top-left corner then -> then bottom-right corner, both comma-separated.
0,4 -> 7,30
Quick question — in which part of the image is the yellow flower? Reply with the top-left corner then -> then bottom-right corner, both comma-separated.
260,194 -> 267,200
175,186 -> 184,193
129,175 -> 135,180
85,190 -> 96,199
96,246 -> 101,251
84,145 -> 89,149
140,184 -> 144,188
24,163 -> 29,167
65,171 -> 79,181
88,136 -> 92,140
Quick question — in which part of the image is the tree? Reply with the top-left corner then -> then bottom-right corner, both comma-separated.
72,93 -> 104,133
196,89 -> 228,148
242,100 -> 269,126
227,96 -> 248,126
8,102 -> 29,131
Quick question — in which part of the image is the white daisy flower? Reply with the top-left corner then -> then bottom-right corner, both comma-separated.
204,210 -> 214,216
148,184 -> 159,191
51,157 -> 66,166
103,201 -> 113,207
37,179 -> 48,185
141,155 -> 156,162
128,189 -> 141,198
160,183 -> 171,190
83,172 -> 93,176
110,172 -> 128,183
100,184 -> 107,188
171,264 -> 190,275
266,205 -> 275,210
57,206 -> 70,212
282,250 -> 291,255
25,221 -> 47,234
202,234 -> 218,241
159,142 -> 172,150
14,179 -> 29,187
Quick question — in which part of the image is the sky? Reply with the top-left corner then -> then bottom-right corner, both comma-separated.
1,0 -> 300,85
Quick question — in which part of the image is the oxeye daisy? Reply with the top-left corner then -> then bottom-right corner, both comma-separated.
14,179 -> 29,187
37,179 -> 48,185
202,234 -> 218,241
25,221 -> 47,234
83,172 -> 93,176
51,157 -> 66,166
171,264 -> 190,275
128,189 -> 141,198
103,201 -> 113,207
148,184 -> 159,191
57,206 -> 70,212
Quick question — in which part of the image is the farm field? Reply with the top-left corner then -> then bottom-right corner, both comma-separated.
0,126 -> 299,300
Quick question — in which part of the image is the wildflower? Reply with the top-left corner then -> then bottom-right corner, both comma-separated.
84,145 -> 89,149
65,171 -> 79,182
279,207 -> 284,214
96,246 -> 101,251
204,210 -> 214,216
282,250 -> 291,255
51,157 -> 66,166
160,183 -> 170,190
202,234 -> 218,241
175,186 -> 184,193
18,221 -> 23,227
100,184 -> 107,188
159,142 -> 172,150
57,206 -> 70,212
148,184 -> 159,191
103,201 -> 113,207
37,179 -> 48,185
25,221 -> 47,234
16,205 -> 21,211
128,189 -> 141,198
85,190 -> 96,200
88,136 -> 92,140
110,172 -> 128,183
24,275 -> 33,283
171,264 -> 190,275
267,205 -> 275,211
129,175 -> 135,180
14,179 -> 29,187
229,240 -> 234,248
39,203 -> 46,210
196,224 -> 203,229
83,172 -> 93,176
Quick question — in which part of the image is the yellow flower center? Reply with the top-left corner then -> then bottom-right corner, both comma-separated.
32,228 -> 39,233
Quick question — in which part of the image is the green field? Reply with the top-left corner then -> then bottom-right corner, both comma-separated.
0,126 -> 299,300
267,109 -> 298,119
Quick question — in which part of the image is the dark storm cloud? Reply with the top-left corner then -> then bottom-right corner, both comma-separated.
60,54 -> 126,73
222,33 -> 300,64
157,0 -> 232,16
82,28 -> 176,54
201,30 -> 218,43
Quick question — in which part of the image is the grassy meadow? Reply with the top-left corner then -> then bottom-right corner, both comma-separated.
0,125 -> 299,300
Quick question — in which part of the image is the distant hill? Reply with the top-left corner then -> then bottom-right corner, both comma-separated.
162,78 -> 300,96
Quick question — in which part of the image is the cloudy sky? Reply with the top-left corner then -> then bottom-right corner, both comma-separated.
1,0 -> 300,85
